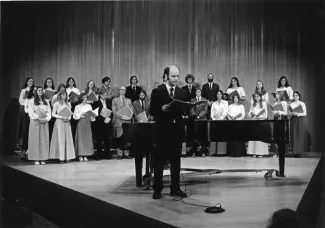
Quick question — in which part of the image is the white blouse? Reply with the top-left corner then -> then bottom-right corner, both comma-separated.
289,101 -> 307,117
276,86 -> 294,100
228,104 -> 245,120
248,101 -> 268,120
250,92 -> 269,104
73,103 -> 93,120
226,87 -> 246,98
28,98 -> 51,121
272,101 -> 288,116
52,101 -> 72,120
211,100 -> 228,120
66,87 -> 80,96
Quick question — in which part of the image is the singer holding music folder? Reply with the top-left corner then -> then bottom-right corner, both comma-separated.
92,88 -> 113,160
49,91 -> 76,163
289,91 -> 308,157
149,65 -> 188,200
27,86 -> 51,165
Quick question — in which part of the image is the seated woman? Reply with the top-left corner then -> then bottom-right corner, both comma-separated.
289,91 -> 308,157
210,90 -> 228,156
227,95 -> 246,157
247,93 -> 269,158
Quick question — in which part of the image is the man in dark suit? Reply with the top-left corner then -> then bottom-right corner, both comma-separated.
125,75 -> 142,103
201,73 -> 220,119
150,65 -> 188,200
158,73 -> 168,89
182,73 -> 196,102
92,88 -> 113,160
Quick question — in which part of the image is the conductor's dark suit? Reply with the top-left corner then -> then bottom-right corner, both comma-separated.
149,85 -> 188,192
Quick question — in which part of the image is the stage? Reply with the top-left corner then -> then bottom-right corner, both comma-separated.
1,154 -> 319,228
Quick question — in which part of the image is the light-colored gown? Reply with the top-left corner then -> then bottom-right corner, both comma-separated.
73,103 -> 94,157
226,87 -> 249,119
247,102 -> 269,156
49,101 -> 76,161
210,100 -> 229,155
27,98 -> 51,161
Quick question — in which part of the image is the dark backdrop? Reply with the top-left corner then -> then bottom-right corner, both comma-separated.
0,1 -> 324,152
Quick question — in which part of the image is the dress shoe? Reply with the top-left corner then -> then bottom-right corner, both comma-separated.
123,155 -> 132,159
117,156 -> 122,160
170,189 -> 187,198
152,192 -> 162,200
96,157 -> 102,161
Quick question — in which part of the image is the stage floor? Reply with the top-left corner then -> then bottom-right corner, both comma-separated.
2,155 -> 319,228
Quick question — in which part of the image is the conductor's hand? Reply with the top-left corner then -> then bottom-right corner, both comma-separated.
162,104 -> 170,112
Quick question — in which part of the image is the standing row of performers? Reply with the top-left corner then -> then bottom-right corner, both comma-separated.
18,73 -> 308,165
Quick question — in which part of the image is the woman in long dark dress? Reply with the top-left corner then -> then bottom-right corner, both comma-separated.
289,91 -> 307,157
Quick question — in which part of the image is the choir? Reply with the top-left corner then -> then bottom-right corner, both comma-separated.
18,72 -> 309,165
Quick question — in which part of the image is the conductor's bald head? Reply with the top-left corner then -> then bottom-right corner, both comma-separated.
163,65 -> 179,87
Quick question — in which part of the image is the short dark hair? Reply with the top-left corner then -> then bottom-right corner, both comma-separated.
102,76 -> 111,84
195,87 -> 202,92
163,66 -> 170,80
98,88 -> 108,95
185,74 -> 195,83
78,92 -> 88,104
293,91 -> 301,100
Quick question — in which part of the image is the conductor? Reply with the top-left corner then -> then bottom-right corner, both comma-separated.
150,65 -> 188,200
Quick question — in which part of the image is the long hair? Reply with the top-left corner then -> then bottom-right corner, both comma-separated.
227,77 -> 241,89
57,91 -> 69,106
55,83 -> 66,95
130,75 -> 138,85
33,86 -> 48,106
84,80 -> 97,94
232,94 -> 240,104
66,77 -> 77,88
22,77 -> 35,99
293,91 -> 302,101
44,78 -> 55,90
253,92 -> 263,108
255,80 -> 267,95
277,76 -> 290,88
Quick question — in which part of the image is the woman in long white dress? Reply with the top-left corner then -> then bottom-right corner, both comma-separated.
247,93 -> 269,158
49,91 -> 76,163
27,86 -> 51,165
210,90 -> 228,156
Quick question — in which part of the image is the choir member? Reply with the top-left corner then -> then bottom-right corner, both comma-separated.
150,64 -> 188,199
51,84 -> 66,106
73,93 -> 95,161
112,86 -> 134,159
270,92 -> 289,157
83,80 -> 99,104
66,77 -> 80,141
125,75 -> 142,103
247,93 -> 269,158
189,87 -> 208,157
27,86 -> 51,165
276,76 -> 294,100
49,91 -> 76,163
101,76 -> 116,99
92,89 -> 113,160
210,90 -> 228,156
44,78 -> 56,139
132,90 -> 153,187
289,91 -> 308,157
227,95 -> 246,157
18,77 -> 35,157
182,73 -> 196,102
250,80 -> 269,104
201,73 -> 220,119
226,77 -> 248,118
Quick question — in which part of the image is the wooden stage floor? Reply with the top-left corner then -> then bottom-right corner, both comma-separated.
2,155 -> 320,228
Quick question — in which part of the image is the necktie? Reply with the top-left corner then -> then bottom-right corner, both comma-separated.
122,97 -> 125,107
141,101 -> 145,111
189,86 -> 192,93
169,87 -> 174,98
210,83 -> 212,90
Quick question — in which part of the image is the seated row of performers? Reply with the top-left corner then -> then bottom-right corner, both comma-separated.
185,87 -> 307,158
